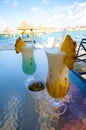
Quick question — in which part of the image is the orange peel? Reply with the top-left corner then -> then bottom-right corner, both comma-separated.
61,34 -> 77,69
15,37 -> 26,53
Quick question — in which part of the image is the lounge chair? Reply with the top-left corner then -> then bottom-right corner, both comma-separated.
73,38 -> 86,79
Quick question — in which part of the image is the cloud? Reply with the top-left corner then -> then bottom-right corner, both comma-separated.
42,0 -> 49,4
27,1 -> 86,28
0,18 -> 7,32
3,0 -> 10,4
30,6 -> 42,14
3,0 -> 18,7
28,6 -> 49,26
12,0 -> 18,7
45,1 -> 86,28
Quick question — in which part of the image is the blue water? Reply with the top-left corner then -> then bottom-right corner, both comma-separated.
0,30 -> 86,49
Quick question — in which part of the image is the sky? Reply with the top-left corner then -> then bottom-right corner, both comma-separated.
0,0 -> 86,32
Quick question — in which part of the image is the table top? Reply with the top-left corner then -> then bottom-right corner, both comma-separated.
0,49 -> 86,130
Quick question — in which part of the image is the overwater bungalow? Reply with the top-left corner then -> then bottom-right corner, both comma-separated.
17,21 -> 56,35
2,27 -> 14,37
17,21 -> 35,35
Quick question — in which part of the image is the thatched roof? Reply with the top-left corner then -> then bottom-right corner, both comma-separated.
2,27 -> 13,34
17,21 -> 34,30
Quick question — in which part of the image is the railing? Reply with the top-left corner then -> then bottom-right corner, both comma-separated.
74,38 -> 86,79
76,38 -> 86,63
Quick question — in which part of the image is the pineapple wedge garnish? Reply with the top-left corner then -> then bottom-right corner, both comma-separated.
61,34 -> 77,69
15,37 -> 26,53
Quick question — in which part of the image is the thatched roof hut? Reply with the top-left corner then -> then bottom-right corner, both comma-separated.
17,21 -> 35,34
2,27 -> 14,35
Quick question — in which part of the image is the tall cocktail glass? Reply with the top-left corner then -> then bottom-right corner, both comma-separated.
21,43 -> 36,81
46,49 -> 70,115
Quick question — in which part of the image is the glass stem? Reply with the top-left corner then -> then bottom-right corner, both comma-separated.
55,99 -> 60,102
52,99 -> 62,107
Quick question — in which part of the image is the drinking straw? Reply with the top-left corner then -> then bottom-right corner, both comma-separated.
59,28 -> 67,51
32,39 -> 34,46
31,31 -> 34,46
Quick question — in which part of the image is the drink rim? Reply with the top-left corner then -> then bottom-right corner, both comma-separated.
21,44 -> 34,49
45,48 -> 66,55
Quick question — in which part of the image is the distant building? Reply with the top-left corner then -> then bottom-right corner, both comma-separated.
2,27 -> 14,35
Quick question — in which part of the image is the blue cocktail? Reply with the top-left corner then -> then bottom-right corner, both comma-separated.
21,44 -> 36,77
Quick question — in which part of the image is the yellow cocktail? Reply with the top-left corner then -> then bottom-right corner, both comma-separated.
45,49 -> 70,115
46,51 -> 69,99
46,67 -> 69,98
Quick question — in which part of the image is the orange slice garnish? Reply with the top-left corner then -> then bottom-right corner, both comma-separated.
61,34 -> 77,69
15,37 -> 26,53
